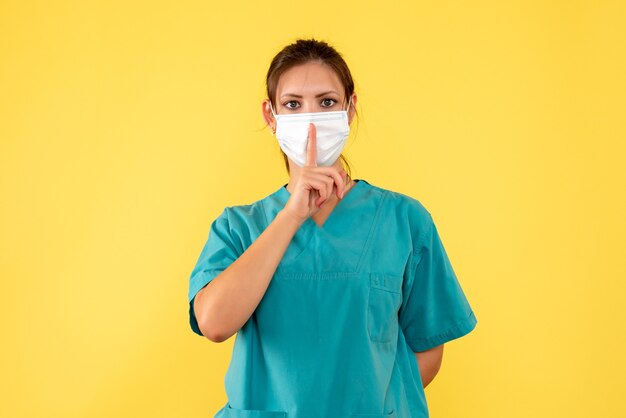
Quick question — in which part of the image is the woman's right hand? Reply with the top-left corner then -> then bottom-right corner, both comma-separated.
282,123 -> 347,224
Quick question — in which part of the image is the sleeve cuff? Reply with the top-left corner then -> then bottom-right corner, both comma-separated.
188,270 -> 222,336
407,310 -> 478,352
188,269 -> 223,303
189,297 -> 204,336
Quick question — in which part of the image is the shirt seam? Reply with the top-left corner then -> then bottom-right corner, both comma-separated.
261,198 -> 270,231
355,189 -> 388,273
412,213 -> 434,257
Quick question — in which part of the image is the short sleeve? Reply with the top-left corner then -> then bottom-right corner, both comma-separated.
398,214 -> 478,352
187,208 -> 240,336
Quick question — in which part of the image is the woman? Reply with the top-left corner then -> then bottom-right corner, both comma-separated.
188,38 -> 478,418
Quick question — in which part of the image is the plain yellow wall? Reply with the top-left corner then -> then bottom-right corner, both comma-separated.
1,1 -> 624,417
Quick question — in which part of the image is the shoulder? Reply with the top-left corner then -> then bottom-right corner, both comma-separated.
365,180 -> 433,221
206,192 -> 275,252
364,180 -> 435,244
219,190 -> 276,229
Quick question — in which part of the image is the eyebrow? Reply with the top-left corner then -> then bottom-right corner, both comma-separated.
280,90 -> 340,98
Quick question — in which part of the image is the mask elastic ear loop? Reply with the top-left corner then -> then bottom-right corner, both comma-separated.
269,99 -> 277,118
345,95 -> 353,112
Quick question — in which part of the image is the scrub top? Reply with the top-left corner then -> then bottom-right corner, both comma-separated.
187,179 -> 478,418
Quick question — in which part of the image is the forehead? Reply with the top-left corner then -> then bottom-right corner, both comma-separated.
276,61 -> 343,96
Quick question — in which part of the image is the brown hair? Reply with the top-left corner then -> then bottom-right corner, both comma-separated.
265,38 -> 358,178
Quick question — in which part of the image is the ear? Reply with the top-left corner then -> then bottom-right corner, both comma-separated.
262,99 -> 276,133
348,94 -> 357,124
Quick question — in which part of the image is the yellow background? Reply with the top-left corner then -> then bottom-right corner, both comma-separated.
1,1 -> 624,417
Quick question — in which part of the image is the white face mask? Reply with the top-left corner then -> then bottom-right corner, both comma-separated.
269,96 -> 352,167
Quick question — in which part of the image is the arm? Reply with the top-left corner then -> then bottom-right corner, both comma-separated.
414,344 -> 444,388
193,209 -> 303,342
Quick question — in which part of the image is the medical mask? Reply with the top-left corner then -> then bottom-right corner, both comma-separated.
269,96 -> 352,167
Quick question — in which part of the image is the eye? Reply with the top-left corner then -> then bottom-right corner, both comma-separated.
283,100 -> 299,110
321,98 -> 337,107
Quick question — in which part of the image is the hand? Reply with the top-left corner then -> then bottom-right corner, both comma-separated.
282,123 -> 347,224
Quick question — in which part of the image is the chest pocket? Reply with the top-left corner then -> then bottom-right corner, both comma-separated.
367,273 -> 403,343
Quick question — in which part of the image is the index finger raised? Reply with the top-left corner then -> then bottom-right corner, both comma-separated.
305,122 -> 317,167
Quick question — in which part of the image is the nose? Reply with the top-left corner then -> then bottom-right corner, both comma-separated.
301,100 -> 316,113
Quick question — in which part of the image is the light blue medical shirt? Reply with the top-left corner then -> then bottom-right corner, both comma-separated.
188,179 -> 478,418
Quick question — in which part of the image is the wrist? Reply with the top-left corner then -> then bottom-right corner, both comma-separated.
276,209 -> 305,229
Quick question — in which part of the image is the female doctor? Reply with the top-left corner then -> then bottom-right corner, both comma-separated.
188,38 -> 478,418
